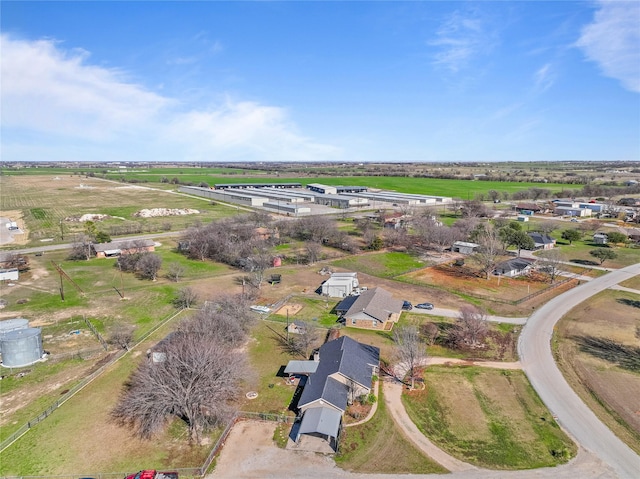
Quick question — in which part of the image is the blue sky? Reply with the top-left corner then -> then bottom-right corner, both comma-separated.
1,1 -> 639,163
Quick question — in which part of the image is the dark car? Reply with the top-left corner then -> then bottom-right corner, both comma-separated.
415,302 -> 434,310
402,300 -> 413,311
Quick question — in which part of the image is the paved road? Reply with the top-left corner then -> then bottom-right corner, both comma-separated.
518,262 -> 640,479
0,230 -> 182,255
411,306 -> 527,325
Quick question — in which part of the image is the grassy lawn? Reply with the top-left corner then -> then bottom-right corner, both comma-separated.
0,312 -> 223,475
402,366 -> 576,469
240,321 -> 300,415
619,274 -> 640,290
267,295 -> 342,328
335,386 -> 446,474
331,251 -> 426,278
552,241 -> 640,269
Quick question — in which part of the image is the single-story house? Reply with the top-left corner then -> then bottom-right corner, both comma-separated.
292,336 -> 380,451
515,203 -> 544,214
493,258 -> 535,277
452,241 -> 479,255
321,272 -> 359,298
93,239 -> 155,258
341,287 -> 403,330
527,233 -> 556,250
593,233 -> 608,245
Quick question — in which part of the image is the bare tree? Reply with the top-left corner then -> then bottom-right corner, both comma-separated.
111,334 -> 245,443
108,323 -> 135,351
536,222 -> 558,235
244,248 -> 273,289
420,322 -> 440,345
448,306 -> 489,350
473,224 -> 503,279
393,325 -> 427,389
167,262 -> 185,282
537,249 -> 566,283
305,241 -> 322,265
290,321 -> 320,359
68,234 -> 92,260
136,253 -> 162,281
173,287 -> 198,309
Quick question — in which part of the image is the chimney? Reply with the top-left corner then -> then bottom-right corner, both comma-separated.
313,350 -> 320,362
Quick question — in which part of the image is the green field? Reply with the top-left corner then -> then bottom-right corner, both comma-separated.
331,251 -> 426,278
1,167 -> 583,198
335,386 -> 446,474
402,366 -> 576,469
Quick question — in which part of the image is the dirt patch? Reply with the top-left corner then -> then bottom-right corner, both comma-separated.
275,303 -> 304,316
210,420 -> 348,478
0,209 -> 29,246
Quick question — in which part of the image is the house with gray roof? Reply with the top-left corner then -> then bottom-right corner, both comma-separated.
527,233 -> 556,250
493,258 -> 535,278
341,287 -> 403,330
292,335 -> 380,451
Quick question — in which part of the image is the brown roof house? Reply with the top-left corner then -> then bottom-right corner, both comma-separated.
92,239 -> 155,258
341,287 -> 403,330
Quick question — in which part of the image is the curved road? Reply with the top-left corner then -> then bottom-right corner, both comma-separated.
518,262 -> 640,479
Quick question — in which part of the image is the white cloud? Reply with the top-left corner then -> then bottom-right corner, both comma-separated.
0,34 -> 339,162
534,63 -> 555,93
576,1 -> 640,93
430,9 -> 496,73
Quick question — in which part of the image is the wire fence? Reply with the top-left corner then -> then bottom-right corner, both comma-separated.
1,410 -> 296,479
0,309 -> 186,453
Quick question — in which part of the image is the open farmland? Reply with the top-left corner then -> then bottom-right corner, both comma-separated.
0,175 -> 238,247
554,289 -> 640,454
103,170 -> 582,199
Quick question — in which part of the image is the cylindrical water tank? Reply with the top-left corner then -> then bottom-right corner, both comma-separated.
1,327 -> 43,368
0,318 -> 30,353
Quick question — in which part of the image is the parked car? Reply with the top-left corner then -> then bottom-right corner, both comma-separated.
402,300 -> 413,311
415,302 -> 434,310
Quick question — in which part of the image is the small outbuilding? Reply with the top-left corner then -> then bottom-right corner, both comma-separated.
452,241 -> 479,255
593,233 -> 608,245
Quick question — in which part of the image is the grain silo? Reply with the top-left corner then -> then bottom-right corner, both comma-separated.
0,318 -> 30,353
1,328 -> 43,368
